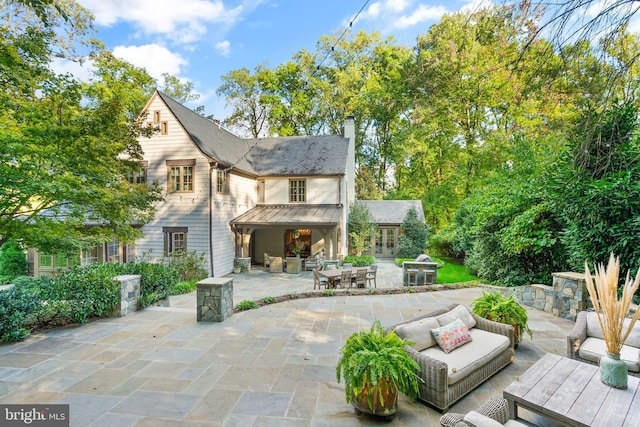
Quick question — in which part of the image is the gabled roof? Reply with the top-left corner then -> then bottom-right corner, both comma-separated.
156,91 -> 348,177
358,200 -> 425,225
156,91 -> 256,174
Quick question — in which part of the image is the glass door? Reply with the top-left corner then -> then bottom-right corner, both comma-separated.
374,228 -> 397,257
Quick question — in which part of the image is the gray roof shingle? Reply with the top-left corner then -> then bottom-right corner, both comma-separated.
158,91 -> 348,177
358,200 -> 425,225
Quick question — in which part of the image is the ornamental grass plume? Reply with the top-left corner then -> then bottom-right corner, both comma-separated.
584,253 -> 640,354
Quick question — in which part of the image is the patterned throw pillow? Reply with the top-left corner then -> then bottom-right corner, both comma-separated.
431,318 -> 473,354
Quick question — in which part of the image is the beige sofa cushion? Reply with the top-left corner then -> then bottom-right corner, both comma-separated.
586,312 -> 640,347
436,304 -> 477,329
395,317 -> 440,351
579,337 -> 640,372
421,328 -> 510,385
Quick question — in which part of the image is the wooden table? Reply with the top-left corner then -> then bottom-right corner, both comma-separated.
318,268 -> 370,288
503,353 -> 640,426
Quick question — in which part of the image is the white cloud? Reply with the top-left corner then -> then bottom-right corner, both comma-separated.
112,44 -> 187,80
78,0 -> 244,43
394,4 -> 448,28
215,40 -> 231,56
50,58 -> 95,81
460,0 -> 494,14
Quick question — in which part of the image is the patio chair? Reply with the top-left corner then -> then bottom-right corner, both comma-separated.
313,269 -> 329,290
338,269 -> 352,288
354,268 -> 367,288
366,264 -> 378,288
264,252 -> 274,269
440,396 -> 533,427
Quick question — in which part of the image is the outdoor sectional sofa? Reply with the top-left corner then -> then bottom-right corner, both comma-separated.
567,310 -> 640,376
388,303 -> 515,411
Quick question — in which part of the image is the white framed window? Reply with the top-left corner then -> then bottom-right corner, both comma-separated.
107,238 -> 120,263
289,179 -> 306,203
163,227 -> 188,255
81,246 -> 99,266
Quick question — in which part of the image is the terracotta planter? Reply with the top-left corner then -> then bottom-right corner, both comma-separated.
351,378 -> 398,420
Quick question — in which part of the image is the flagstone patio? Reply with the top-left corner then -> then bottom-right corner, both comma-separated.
0,260 -> 574,426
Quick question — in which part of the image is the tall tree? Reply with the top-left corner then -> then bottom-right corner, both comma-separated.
216,67 -> 270,138
0,2 -> 163,253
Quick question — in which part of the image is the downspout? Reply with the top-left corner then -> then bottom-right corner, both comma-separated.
209,162 -> 218,277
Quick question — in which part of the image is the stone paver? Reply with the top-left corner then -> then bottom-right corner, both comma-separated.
0,260 -> 574,426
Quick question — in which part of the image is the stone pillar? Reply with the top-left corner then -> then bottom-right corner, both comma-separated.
552,272 -> 589,320
197,277 -> 233,322
114,275 -> 141,317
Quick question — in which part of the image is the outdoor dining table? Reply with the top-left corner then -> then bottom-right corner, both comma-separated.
317,267 -> 371,288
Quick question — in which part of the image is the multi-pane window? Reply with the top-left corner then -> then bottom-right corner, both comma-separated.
167,160 -> 195,193
81,246 -> 99,266
217,170 -> 229,194
40,253 -> 52,268
163,227 -> 188,255
289,179 -> 306,203
128,161 -> 148,185
107,238 -> 120,263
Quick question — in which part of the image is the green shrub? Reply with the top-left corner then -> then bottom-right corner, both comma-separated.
0,287 -> 42,342
171,280 -> 197,295
167,250 -> 208,281
343,255 -> 376,267
124,262 -> 179,307
236,300 -> 259,311
0,239 -> 28,284
398,207 -> 429,258
49,263 -> 124,323
262,296 -> 277,304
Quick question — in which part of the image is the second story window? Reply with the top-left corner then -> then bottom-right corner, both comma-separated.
128,161 -> 148,185
217,170 -> 229,194
289,179 -> 306,203
167,159 -> 195,193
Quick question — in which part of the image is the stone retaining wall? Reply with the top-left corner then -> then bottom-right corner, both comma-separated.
490,272 -> 589,321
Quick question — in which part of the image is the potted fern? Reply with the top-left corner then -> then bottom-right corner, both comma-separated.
471,291 -> 532,346
336,320 -> 421,420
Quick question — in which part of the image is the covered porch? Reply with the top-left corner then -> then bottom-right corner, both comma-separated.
230,204 -> 344,267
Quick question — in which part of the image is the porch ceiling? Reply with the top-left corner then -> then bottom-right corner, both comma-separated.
230,205 -> 342,228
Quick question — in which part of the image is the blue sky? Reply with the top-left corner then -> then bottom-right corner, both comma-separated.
66,0 -> 487,118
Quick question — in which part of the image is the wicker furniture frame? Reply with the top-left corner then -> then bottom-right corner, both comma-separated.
567,310 -> 640,377
387,303 -> 515,412
440,396 -> 510,427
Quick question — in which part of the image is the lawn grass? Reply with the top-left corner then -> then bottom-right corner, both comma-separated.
395,256 -> 479,284
435,257 -> 479,284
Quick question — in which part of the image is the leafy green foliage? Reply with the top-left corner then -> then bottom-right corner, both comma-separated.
336,320 -> 421,410
343,255 -> 376,267
0,239 -> 28,283
551,102 -> 640,275
124,262 -> 179,307
0,286 -> 42,342
167,250 -> 208,282
348,202 -> 376,256
397,207 -> 428,258
235,300 -> 259,311
171,280 -> 197,295
262,296 -> 277,304
471,291 -> 532,341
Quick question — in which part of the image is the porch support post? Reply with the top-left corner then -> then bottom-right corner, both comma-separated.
240,228 -> 253,259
